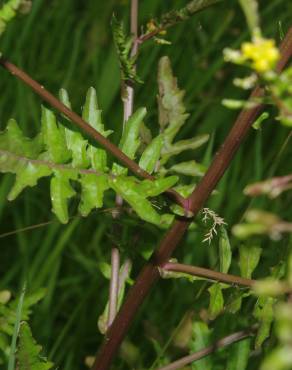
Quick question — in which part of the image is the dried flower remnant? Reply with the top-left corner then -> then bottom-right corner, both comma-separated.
244,174 -> 292,198
202,208 -> 226,244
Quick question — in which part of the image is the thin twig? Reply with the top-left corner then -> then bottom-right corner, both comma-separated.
0,208 -> 122,239
123,0 -> 139,124
157,327 -> 256,370
107,248 -> 120,329
92,27 -> 292,370
162,262 -> 255,287
138,0 -> 223,44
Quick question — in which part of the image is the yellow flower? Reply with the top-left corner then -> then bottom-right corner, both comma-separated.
146,19 -> 157,33
241,37 -> 280,73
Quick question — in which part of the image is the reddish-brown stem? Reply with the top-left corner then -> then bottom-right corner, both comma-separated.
162,262 -> 255,287
92,27 -> 292,370
0,57 -> 187,209
157,327 -> 255,370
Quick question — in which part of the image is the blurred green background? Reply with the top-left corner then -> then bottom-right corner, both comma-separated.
0,0 -> 291,369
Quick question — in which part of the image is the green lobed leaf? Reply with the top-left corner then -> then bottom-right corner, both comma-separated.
41,106 -> 70,164
0,0 -> 30,36
139,134 -> 164,174
167,160 -> 206,177
79,174 -> 109,217
227,291 -> 251,314
208,283 -> 224,320
109,176 -> 162,226
0,289 -> 46,362
119,107 -> 146,159
0,88 -> 181,226
82,87 -> 112,138
113,107 -> 146,175
8,162 -> 52,201
59,88 -> 90,169
253,296 -> 277,349
157,56 -> 209,166
17,322 -> 54,370
158,56 -> 189,144
50,170 -> 76,224
161,135 -> 209,162
137,176 -> 179,197
239,245 -> 262,279
219,226 -> 232,274
0,119 -> 43,158
88,147 -> 108,172
226,337 -> 251,370
190,321 -> 212,370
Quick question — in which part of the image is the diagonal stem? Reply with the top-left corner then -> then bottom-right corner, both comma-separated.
157,327 -> 255,370
138,0 -> 223,44
92,26 -> 292,370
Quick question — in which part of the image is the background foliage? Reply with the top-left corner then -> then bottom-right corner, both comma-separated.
0,0 -> 291,369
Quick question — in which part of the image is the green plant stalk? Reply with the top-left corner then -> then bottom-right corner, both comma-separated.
92,27 -> 292,370
8,283 -> 26,370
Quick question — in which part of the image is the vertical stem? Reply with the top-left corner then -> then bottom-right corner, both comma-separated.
111,0 -> 140,326
123,0 -> 139,124
157,328 -> 254,370
130,0 -> 139,57
107,248 -> 120,328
